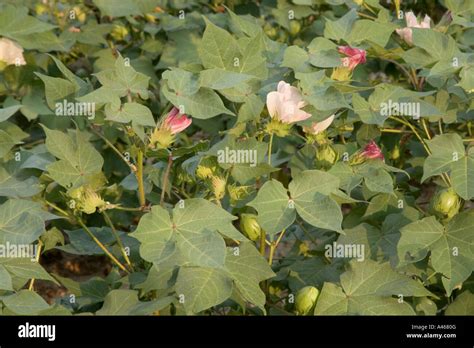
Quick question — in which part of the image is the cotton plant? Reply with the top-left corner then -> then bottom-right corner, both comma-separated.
0,0 -> 472,319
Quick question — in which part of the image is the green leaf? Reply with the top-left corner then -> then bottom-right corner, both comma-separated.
2,290 -> 50,315
445,290 -> 474,315
162,83 -> 234,119
0,105 -> 22,122
0,265 -> 13,290
224,242 -> 275,311
0,165 -> 41,198
0,200 -> 45,245
315,260 -> 433,315
324,10 -> 358,42
129,206 -> 174,265
248,180 -> 296,237
176,267 -> 233,314
348,19 -> 396,47
175,229 -> 226,268
95,55 -> 150,98
398,213 -> 474,296
0,258 -> 57,285
412,29 -> 458,62
93,0 -> 141,17
423,133 -> 465,181
105,102 -> 155,127
198,17 -> 241,71
35,73 -> 77,110
96,290 -> 139,315
289,170 -> 343,232
451,154 -> 474,200
199,69 -> 253,90
0,5 -> 55,39
43,126 -> 104,188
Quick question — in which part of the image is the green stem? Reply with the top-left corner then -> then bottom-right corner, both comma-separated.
267,133 -> 274,166
102,211 -> 133,270
91,128 -> 136,173
44,200 -> 70,217
137,150 -> 146,208
259,230 -> 266,256
28,241 -> 43,291
268,229 -> 286,266
160,152 -> 173,206
77,217 -> 129,273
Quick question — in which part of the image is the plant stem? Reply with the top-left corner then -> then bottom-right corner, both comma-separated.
390,116 -> 451,186
160,152 -> 173,206
91,128 -> 136,173
102,211 -> 133,270
136,149 -> 146,208
267,133 -> 274,166
28,240 -> 43,291
357,11 -> 376,20
44,200 -> 70,217
112,206 -> 144,212
77,217 -> 129,273
259,230 -> 266,256
421,119 -> 432,140
268,229 -> 286,266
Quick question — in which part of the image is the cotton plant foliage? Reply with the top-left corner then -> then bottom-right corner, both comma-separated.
0,0 -> 473,316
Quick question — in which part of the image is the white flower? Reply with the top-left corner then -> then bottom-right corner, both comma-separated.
266,81 -> 311,124
396,12 -> 431,45
0,38 -> 26,66
303,115 -> 335,135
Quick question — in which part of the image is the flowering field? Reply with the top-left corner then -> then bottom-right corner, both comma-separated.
0,0 -> 473,317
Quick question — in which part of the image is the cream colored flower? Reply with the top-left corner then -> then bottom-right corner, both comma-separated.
396,12 -> 431,45
0,38 -> 26,66
266,81 -> 311,124
303,115 -> 335,135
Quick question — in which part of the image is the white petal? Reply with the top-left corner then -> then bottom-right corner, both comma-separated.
266,91 -> 281,119
312,114 -> 335,134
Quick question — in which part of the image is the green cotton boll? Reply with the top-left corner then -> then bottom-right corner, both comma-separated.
295,286 -> 319,315
316,144 -> 338,169
430,188 -> 462,221
288,20 -> 302,36
239,213 -> 262,241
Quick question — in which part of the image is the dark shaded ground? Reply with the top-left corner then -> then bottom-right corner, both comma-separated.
35,250 -> 111,304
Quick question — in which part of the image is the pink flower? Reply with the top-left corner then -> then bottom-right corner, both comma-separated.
303,114 -> 335,135
338,46 -> 366,71
362,140 -> 384,160
163,107 -> 192,134
396,11 -> 431,45
266,81 -> 311,124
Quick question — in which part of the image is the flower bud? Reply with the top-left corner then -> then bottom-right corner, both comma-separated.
69,186 -> 106,214
228,184 -> 252,205
110,25 -> 129,41
295,286 -> 319,315
316,144 -> 338,168
239,213 -> 261,241
430,188 -> 462,221
289,20 -> 302,36
211,176 -> 226,201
